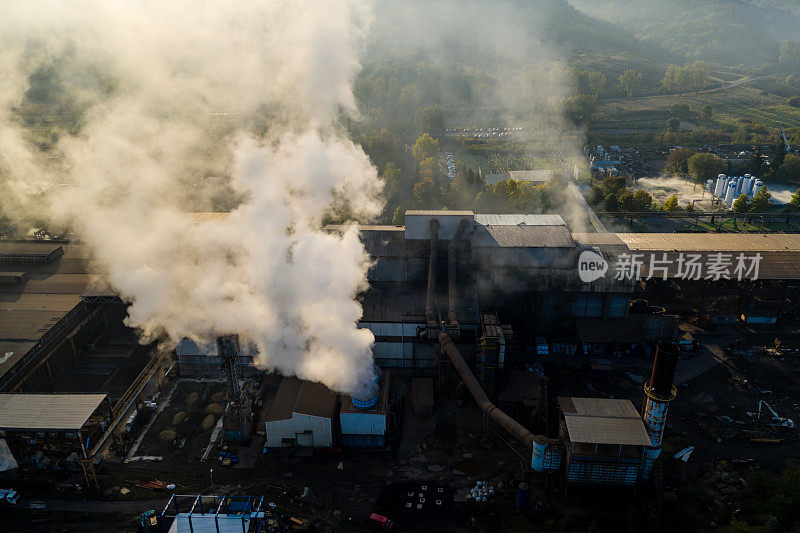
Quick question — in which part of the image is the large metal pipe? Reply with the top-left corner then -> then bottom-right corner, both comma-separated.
649,342 -> 679,398
439,331 -> 536,449
425,219 -> 440,326
447,219 -> 469,326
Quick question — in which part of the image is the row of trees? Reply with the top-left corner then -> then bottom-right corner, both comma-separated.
587,176 -> 654,212
665,146 -> 800,186
661,61 -> 710,93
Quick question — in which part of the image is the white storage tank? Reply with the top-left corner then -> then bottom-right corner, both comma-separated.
724,181 -> 737,205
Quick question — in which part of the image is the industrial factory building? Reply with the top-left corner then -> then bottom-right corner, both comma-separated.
264,377 -> 337,448
0,241 -> 173,488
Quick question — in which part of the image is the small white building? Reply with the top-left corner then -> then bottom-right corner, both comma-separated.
264,377 -> 336,448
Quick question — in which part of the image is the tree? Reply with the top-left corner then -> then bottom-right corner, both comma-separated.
414,106 -> 445,135
687,153 -> 726,185
619,190 -> 636,211
411,133 -> 439,164
788,96 -> 800,108
774,154 -> 800,184
418,157 -> 439,180
732,194 -> 750,213
633,189 -> 653,210
412,177 -> 441,208
786,189 -> 800,212
666,117 -> 681,132
618,69 -> 642,98
701,105 -> 713,120
750,185 -> 771,212
391,205 -> 405,225
663,194 -> 680,211
380,162 -> 403,203
780,39 -> 800,67
603,194 -> 620,212
563,94 -> 597,124
665,147 -> 696,175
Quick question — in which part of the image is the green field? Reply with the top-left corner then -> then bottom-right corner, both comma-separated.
592,83 -> 800,138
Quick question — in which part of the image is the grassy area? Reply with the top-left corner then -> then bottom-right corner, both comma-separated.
592,84 -> 800,137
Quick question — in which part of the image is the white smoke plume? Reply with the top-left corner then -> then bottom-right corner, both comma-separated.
0,0 -> 382,396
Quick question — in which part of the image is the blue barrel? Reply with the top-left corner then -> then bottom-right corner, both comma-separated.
516,482 -> 530,511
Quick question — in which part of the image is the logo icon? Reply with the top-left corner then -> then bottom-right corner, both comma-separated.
578,250 -> 608,282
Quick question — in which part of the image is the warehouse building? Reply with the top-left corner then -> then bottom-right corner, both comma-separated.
0,393 -> 113,489
264,377 -> 337,448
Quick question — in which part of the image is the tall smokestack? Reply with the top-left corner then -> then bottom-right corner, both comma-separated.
425,218 -> 440,332
446,218 -> 469,337
641,342 -> 679,480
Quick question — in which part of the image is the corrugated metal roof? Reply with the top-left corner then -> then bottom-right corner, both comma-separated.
265,377 -> 336,421
405,210 -> 474,216
617,233 -> 800,252
560,397 -> 642,419
563,415 -> 652,446
474,225 -> 574,248
0,393 -> 107,431
559,396 -> 651,446
507,170 -> 554,182
475,214 -> 565,226
295,381 -> 336,418
265,377 -> 303,422
0,342 -> 36,381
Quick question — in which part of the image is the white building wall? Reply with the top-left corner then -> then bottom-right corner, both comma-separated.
265,413 -> 333,448
340,411 -> 387,436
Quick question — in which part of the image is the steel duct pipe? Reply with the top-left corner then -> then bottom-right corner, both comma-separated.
425,219 -> 440,326
439,331 -> 536,449
447,219 -> 469,326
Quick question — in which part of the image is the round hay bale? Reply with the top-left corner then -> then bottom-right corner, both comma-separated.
159,429 -> 177,442
211,391 -> 224,403
201,414 -> 215,431
185,392 -> 198,405
206,403 -> 223,416
172,411 -> 187,425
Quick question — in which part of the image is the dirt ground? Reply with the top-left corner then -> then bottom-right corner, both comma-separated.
135,380 -> 228,461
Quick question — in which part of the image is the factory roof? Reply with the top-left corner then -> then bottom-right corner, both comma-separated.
0,342 -> 36,384
617,233 -> 800,252
0,393 -> 107,431
474,214 -> 565,226
405,210 -> 474,217
474,224 -> 574,248
0,242 -> 96,383
265,377 -> 336,422
0,241 -> 63,264
558,397 -> 652,446
295,381 -> 337,418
